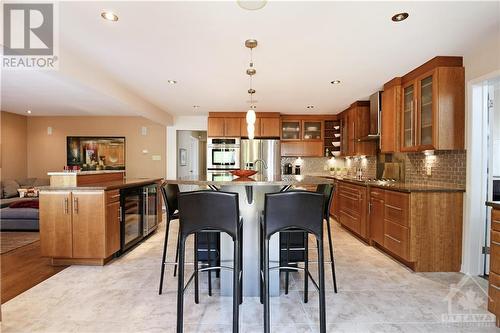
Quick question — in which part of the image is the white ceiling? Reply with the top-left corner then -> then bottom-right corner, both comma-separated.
2,1 -> 499,119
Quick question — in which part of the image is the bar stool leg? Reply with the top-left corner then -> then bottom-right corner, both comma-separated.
176,236 -> 186,333
285,232 -> 290,295
239,225 -> 243,305
233,238 -> 240,333
207,233 -> 212,297
325,218 -> 338,293
173,228 -> 180,277
304,232 -> 309,303
263,238 -> 270,333
194,233 -> 199,304
259,223 -> 264,305
317,238 -> 327,333
159,216 -> 171,295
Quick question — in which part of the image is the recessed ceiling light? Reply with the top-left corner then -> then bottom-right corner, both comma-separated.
167,80 -> 178,85
391,12 -> 409,22
237,0 -> 267,11
26,110 -> 32,114
192,105 -> 200,109
331,80 -> 341,85
101,11 -> 118,22
306,105 -> 314,109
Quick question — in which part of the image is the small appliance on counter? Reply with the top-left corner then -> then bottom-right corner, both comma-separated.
295,165 -> 301,175
283,163 -> 293,175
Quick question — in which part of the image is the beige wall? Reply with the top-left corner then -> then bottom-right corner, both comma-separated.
1,111 -> 28,181
26,116 -> 166,179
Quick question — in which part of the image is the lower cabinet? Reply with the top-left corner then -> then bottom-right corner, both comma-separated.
366,187 -> 462,271
40,189 -> 121,265
489,208 -> 500,327
338,182 -> 368,241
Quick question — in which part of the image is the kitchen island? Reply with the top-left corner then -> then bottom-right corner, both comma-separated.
166,174 -> 334,297
39,177 -> 162,266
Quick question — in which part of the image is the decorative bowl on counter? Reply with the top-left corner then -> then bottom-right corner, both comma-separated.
230,169 -> 258,178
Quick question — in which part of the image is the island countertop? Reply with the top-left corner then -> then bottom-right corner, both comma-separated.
487,201 -> 500,209
165,174 -> 334,186
39,178 -> 162,191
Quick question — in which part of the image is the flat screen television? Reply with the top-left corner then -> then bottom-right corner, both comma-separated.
67,136 -> 125,171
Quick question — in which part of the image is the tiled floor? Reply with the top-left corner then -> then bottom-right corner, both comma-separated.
1,218 -> 496,332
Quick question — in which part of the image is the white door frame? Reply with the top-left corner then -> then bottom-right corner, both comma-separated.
462,69 -> 500,275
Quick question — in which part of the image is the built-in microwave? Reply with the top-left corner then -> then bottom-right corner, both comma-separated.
207,138 -> 240,170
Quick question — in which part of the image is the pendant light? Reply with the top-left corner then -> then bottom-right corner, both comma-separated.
245,39 -> 258,140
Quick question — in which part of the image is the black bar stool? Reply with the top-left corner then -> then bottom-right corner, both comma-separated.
159,183 -> 221,296
159,183 -> 180,295
316,183 -> 338,293
260,191 -> 326,333
176,190 -> 243,333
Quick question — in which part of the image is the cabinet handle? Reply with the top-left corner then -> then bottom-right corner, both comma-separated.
492,241 -> 500,246
74,197 -> 79,214
492,220 -> 500,225
491,283 -> 500,291
385,204 -> 403,211
385,234 -> 401,244
118,206 -> 122,222
64,197 -> 69,214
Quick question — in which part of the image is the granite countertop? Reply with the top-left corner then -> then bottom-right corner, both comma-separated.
165,174 -> 334,186
312,175 -> 465,193
39,178 -> 161,191
47,170 -> 125,176
487,201 -> 500,209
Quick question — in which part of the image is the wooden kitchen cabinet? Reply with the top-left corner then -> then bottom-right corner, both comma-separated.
72,191 -> 106,259
341,102 -> 376,157
400,57 -> 464,152
208,117 -> 241,137
338,182 -> 369,241
281,141 -> 323,157
40,189 -> 122,265
40,191 -> 73,258
240,115 -> 280,138
381,78 -> 402,153
369,189 -> 385,246
330,179 -> 340,220
489,207 -> 500,327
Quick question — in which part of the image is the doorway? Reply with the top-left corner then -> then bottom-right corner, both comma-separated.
176,130 -> 207,190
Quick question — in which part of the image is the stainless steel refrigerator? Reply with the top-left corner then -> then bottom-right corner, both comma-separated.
240,139 -> 281,178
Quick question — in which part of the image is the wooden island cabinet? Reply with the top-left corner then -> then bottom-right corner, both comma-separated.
39,178 -> 162,266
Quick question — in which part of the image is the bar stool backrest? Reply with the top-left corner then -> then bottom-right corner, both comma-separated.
178,191 -> 239,240
316,184 -> 335,220
264,191 -> 324,238
161,183 -> 180,219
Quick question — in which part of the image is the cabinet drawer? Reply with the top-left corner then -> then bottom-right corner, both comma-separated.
384,191 -> 409,227
340,210 -> 360,235
339,192 -> 360,214
106,190 -> 120,203
370,189 -> 385,199
491,230 -> 500,274
384,220 -> 409,260
489,271 -> 500,315
492,209 -> 500,232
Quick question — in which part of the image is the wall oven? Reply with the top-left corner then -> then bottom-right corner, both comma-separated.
207,138 -> 240,170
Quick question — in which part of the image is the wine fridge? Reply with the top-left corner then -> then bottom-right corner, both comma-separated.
120,185 -> 158,252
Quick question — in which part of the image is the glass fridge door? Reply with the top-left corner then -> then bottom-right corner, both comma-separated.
144,185 -> 158,235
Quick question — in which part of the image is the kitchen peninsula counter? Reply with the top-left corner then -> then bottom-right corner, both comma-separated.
40,178 -> 162,191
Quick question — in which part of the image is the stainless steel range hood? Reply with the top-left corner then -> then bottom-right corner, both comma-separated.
358,91 -> 382,142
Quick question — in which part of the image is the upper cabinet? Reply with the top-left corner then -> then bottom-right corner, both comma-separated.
381,78 -> 402,153
281,119 -> 301,140
208,112 -> 280,138
399,57 -> 464,152
303,121 -> 322,140
208,117 -> 241,137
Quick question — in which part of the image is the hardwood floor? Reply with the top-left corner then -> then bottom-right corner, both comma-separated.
1,239 -> 67,303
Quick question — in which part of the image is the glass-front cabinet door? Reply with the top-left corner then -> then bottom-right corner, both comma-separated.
402,83 -> 416,151
302,121 -> 322,140
418,74 -> 434,148
281,120 -> 301,140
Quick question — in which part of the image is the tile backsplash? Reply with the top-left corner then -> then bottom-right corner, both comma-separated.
400,150 -> 466,187
281,149 -> 466,188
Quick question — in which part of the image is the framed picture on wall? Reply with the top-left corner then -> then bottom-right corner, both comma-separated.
179,148 -> 187,166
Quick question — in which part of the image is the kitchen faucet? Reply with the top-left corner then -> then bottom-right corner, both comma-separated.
254,159 -> 268,170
